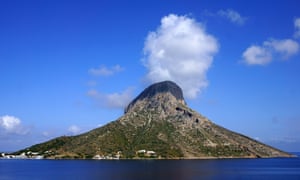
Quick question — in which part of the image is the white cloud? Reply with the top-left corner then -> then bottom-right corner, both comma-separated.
0,115 -> 20,130
0,115 -> 29,135
218,9 -> 246,25
87,87 -> 134,109
242,45 -> 272,65
264,39 -> 299,59
68,125 -> 81,135
42,131 -> 50,137
143,14 -> 219,99
243,18 -> 300,66
88,64 -> 124,76
294,18 -> 300,38
242,39 -> 299,65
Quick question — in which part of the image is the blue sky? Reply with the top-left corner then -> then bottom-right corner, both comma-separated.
1,0 -> 300,152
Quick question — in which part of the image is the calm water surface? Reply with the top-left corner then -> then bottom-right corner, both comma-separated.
1,155 -> 300,180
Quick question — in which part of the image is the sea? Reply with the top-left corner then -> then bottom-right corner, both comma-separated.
1,153 -> 300,180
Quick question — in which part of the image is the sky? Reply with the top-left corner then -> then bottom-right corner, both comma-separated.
1,0 -> 300,152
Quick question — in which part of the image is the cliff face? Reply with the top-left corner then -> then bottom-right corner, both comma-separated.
18,81 -> 293,159
125,81 -> 186,113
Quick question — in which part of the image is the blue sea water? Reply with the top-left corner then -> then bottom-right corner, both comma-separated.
1,154 -> 300,180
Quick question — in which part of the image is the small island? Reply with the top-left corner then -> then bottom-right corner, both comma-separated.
10,81 -> 293,160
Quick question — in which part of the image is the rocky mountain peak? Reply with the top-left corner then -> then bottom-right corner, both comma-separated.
18,81 -> 293,159
124,81 -> 186,113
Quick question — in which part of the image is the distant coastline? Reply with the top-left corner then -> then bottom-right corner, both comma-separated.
1,151 -> 298,160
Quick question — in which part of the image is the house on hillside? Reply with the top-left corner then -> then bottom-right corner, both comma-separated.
136,149 -> 156,158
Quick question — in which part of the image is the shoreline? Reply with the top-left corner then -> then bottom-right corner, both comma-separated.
1,155 -> 296,160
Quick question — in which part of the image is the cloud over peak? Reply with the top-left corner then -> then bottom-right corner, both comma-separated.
143,14 -> 219,99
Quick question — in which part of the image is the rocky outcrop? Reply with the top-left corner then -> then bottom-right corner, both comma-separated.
125,81 -> 185,113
